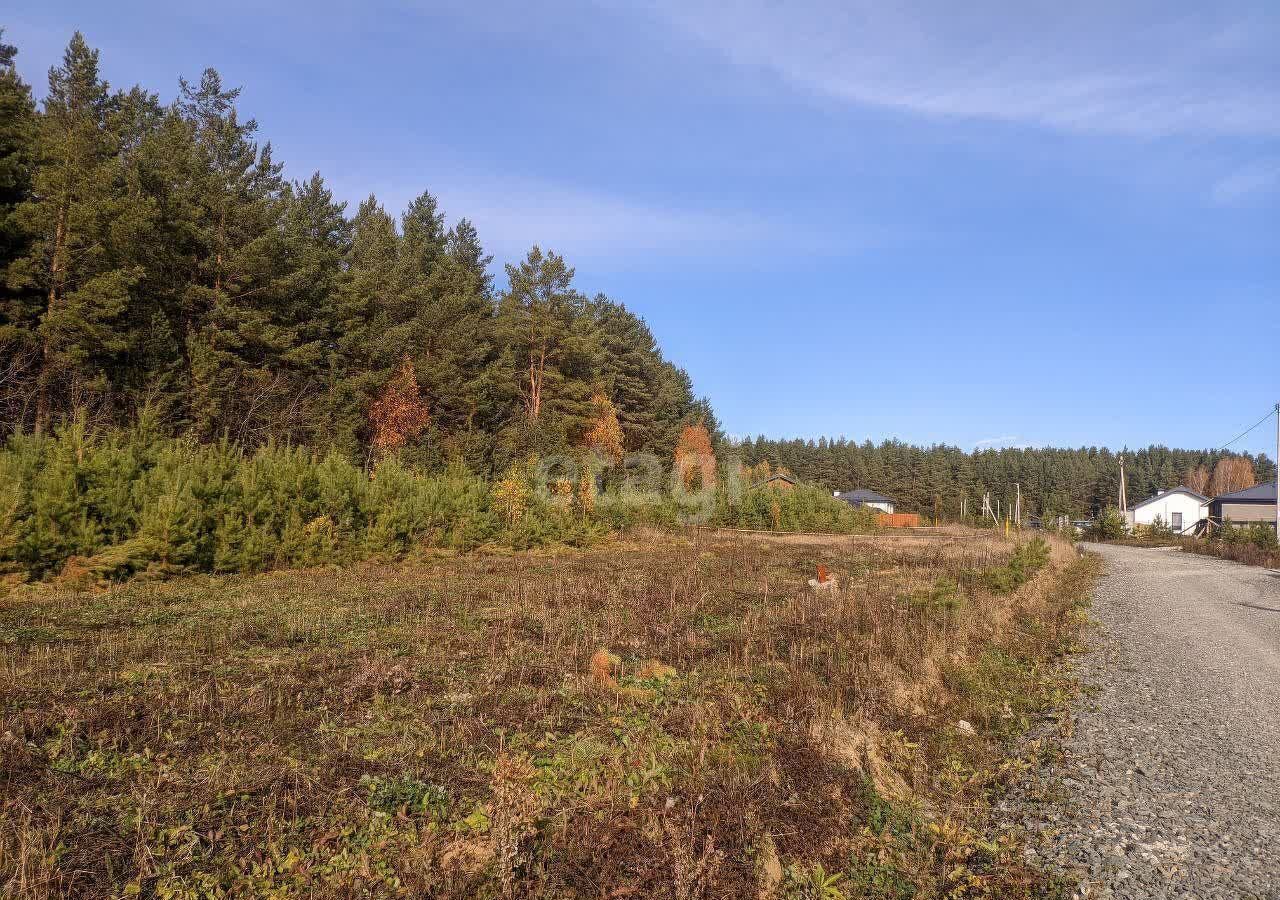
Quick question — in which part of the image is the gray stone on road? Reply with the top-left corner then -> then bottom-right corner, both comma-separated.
1012,543 -> 1280,900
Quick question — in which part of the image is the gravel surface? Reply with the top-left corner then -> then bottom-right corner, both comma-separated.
1008,543 -> 1280,900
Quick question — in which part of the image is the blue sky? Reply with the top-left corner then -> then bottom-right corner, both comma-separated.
9,1 -> 1279,457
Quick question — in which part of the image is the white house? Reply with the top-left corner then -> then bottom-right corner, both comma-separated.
834,489 -> 895,514
1125,487 -> 1208,534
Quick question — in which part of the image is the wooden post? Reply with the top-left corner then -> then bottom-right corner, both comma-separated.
1119,456 -> 1127,514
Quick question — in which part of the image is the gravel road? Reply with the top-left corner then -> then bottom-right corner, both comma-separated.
1010,543 -> 1280,900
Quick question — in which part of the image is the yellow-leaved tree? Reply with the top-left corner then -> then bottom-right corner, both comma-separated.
1183,465 -> 1210,495
581,391 -> 624,464
674,422 -> 716,491
1209,456 -> 1256,496
492,463 -> 531,527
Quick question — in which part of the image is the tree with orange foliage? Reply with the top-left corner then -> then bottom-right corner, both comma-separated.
1209,456 -> 1256,496
581,391 -> 624,464
1183,465 -> 1210,495
674,421 -> 716,491
368,358 -> 430,455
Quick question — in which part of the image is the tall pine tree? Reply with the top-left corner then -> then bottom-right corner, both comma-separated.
178,68 -> 290,441
327,196 -> 417,455
0,29 -> 39,428
7,33 -> 147,430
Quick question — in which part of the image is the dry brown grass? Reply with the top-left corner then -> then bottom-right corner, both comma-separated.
726,524 -> 1032,560
0,530 -> 1093,899
1191,539 -> 1280,568
1101,532 -> 1280,569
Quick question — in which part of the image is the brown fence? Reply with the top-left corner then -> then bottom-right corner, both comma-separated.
877,513 -> 921,528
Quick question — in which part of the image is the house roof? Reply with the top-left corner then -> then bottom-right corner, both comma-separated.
1131,487 -> 1208,511
764,473 -> 796,484
836,488 -> 894,504
1212,481 -> 1277,503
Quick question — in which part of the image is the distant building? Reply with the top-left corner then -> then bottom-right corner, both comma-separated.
1208,481 -> 1278,530
1125,487 -> 1207,534
834,489 -> 895,514
763,473 -> 796,490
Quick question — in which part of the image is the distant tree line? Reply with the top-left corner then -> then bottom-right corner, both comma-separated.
734,437 -> 1276,520
0,31 -> 715,473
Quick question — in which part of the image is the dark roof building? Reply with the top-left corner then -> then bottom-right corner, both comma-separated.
1208,481 -> 1277,528
1212,482 -> 1277,503
834,489 -> 895,510
763,473 -> 796,489
835,488 -> 892,503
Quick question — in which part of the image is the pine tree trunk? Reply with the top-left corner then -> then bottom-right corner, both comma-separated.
36,199 -> 70,435
528,345 -> 545,421
214,205 -> 226,297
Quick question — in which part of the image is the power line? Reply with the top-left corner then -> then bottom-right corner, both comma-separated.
1216,407 -> 1278,453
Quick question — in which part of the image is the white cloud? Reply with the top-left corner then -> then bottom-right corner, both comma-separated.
1211,161 -> 1280,205
973,435 -> 1024,450
632,0 -> 1280,138
433,177 -> 787,260
325,170 -> 885,266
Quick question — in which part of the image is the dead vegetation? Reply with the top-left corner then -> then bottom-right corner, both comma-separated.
0,528 -> 1094,898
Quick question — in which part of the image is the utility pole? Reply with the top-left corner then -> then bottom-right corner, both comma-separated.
1119,456 -> 1127,514
1275,402 -> 1279,538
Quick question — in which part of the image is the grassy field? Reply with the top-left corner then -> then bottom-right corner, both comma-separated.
1,528 -> 1095,899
